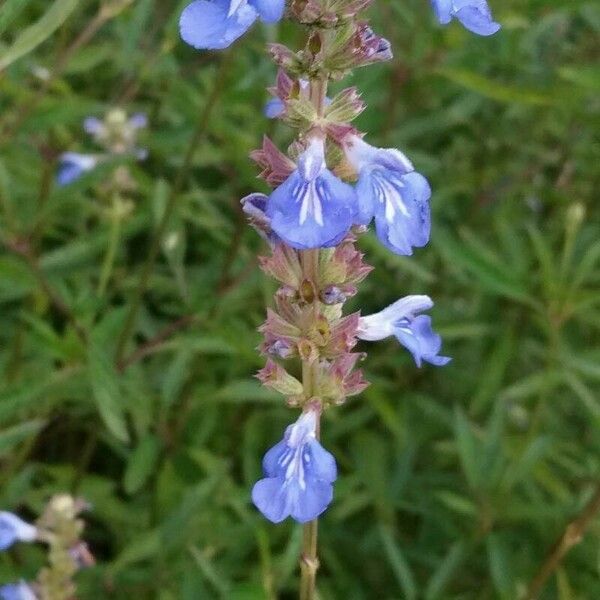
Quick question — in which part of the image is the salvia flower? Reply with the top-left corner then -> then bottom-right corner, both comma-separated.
343,134 -> 431,255
180,0 -> 285,51
266,137 -> 357,249
57,110 -> 147,186
264,97 -> 285,118
252,408 -> 337,523
357,295 -> 451,367
56,152 -> 98,186
431,0 -> 500,36
0,582 -> 37,600
87,109 -> 147,156
0,512 -> 37,551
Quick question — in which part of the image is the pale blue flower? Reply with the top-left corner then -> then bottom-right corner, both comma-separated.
252,409 -> 337,523
0,582 -> 37,600
358,295 -> 451,367
266,137 -> 357,249
56,152 -> 98,186
180,0 -> 285,50
343,135 -> 431,256
0,512 -> 37,551
431,0 -> 500,36
264,98 -> 285,118
83,116 -> 103,135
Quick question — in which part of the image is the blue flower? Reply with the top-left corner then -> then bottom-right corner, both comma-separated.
180,0 -> 285,50
343,135 -> 431,256
431,0 -> 500,36
358,295 -> 451,367
56,152 -> 98,186
266,137 -> 357,249
0,582 -> 37,600
0,512 -> 37,551
264,97 -> 285,118
252,409 -> 337,523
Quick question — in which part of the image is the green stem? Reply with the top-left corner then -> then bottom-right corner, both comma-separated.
300,517 -> 319,600
295,49 -> 330,599
299,249 -> 322,600
114,57 -> 229,366
97,201 -> 123,297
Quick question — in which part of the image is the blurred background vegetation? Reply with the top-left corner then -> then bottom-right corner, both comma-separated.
0,1 -> 599,598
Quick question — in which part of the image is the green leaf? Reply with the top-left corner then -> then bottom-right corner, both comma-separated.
0,0 -> 33,37
0,420 -> 44,456
379,526 -> 417,600
436,68 -> 557,106
110,529 -> 161,574
486,533 -> 515,599
435,228 -> 533,305
453,407 -> 480,490
87,313 -> 130,443
0,0 -> 80,71
425,541 -> 468,600
123,434 -> 161,495
558,66 -> 600,91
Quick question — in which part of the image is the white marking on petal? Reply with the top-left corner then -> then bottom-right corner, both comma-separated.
357,296 -> 433,341
372,171 -> 409,223
297,182 -> 325,227
228,0 -> 246,17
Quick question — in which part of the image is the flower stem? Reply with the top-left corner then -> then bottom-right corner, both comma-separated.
300,517 -> 319,600
299,248 -> 322,600
97,199 -> 122,297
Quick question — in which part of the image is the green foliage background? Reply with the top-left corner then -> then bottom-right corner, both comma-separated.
0,1 -> 599,598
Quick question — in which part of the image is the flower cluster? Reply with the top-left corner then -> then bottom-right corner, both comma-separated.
0,496 -> 92,600
179,0 -> 499,526
57,108 -> 147,186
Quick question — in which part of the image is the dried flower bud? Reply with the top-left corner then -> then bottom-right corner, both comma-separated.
257,360 -> 305,396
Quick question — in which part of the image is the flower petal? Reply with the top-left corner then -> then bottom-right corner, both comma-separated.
261,439 -> 288,477
264,98 -> 285,118
268,170 -> 357,250
430,0 -> 453,24
56,153 -> 97,186
180,0 -> 257,50
454,2 -> 500,36
288,475 -> 334,523
83,117 -> 103,135
0,513 -> 36,551
0,581 -> 37,600
357,295 -> 434,341
252,477 -> 291,523
250,0 -> 285,23
395,315 -> 451,367
305,439 -> 337,483
372,171 -> 431,255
